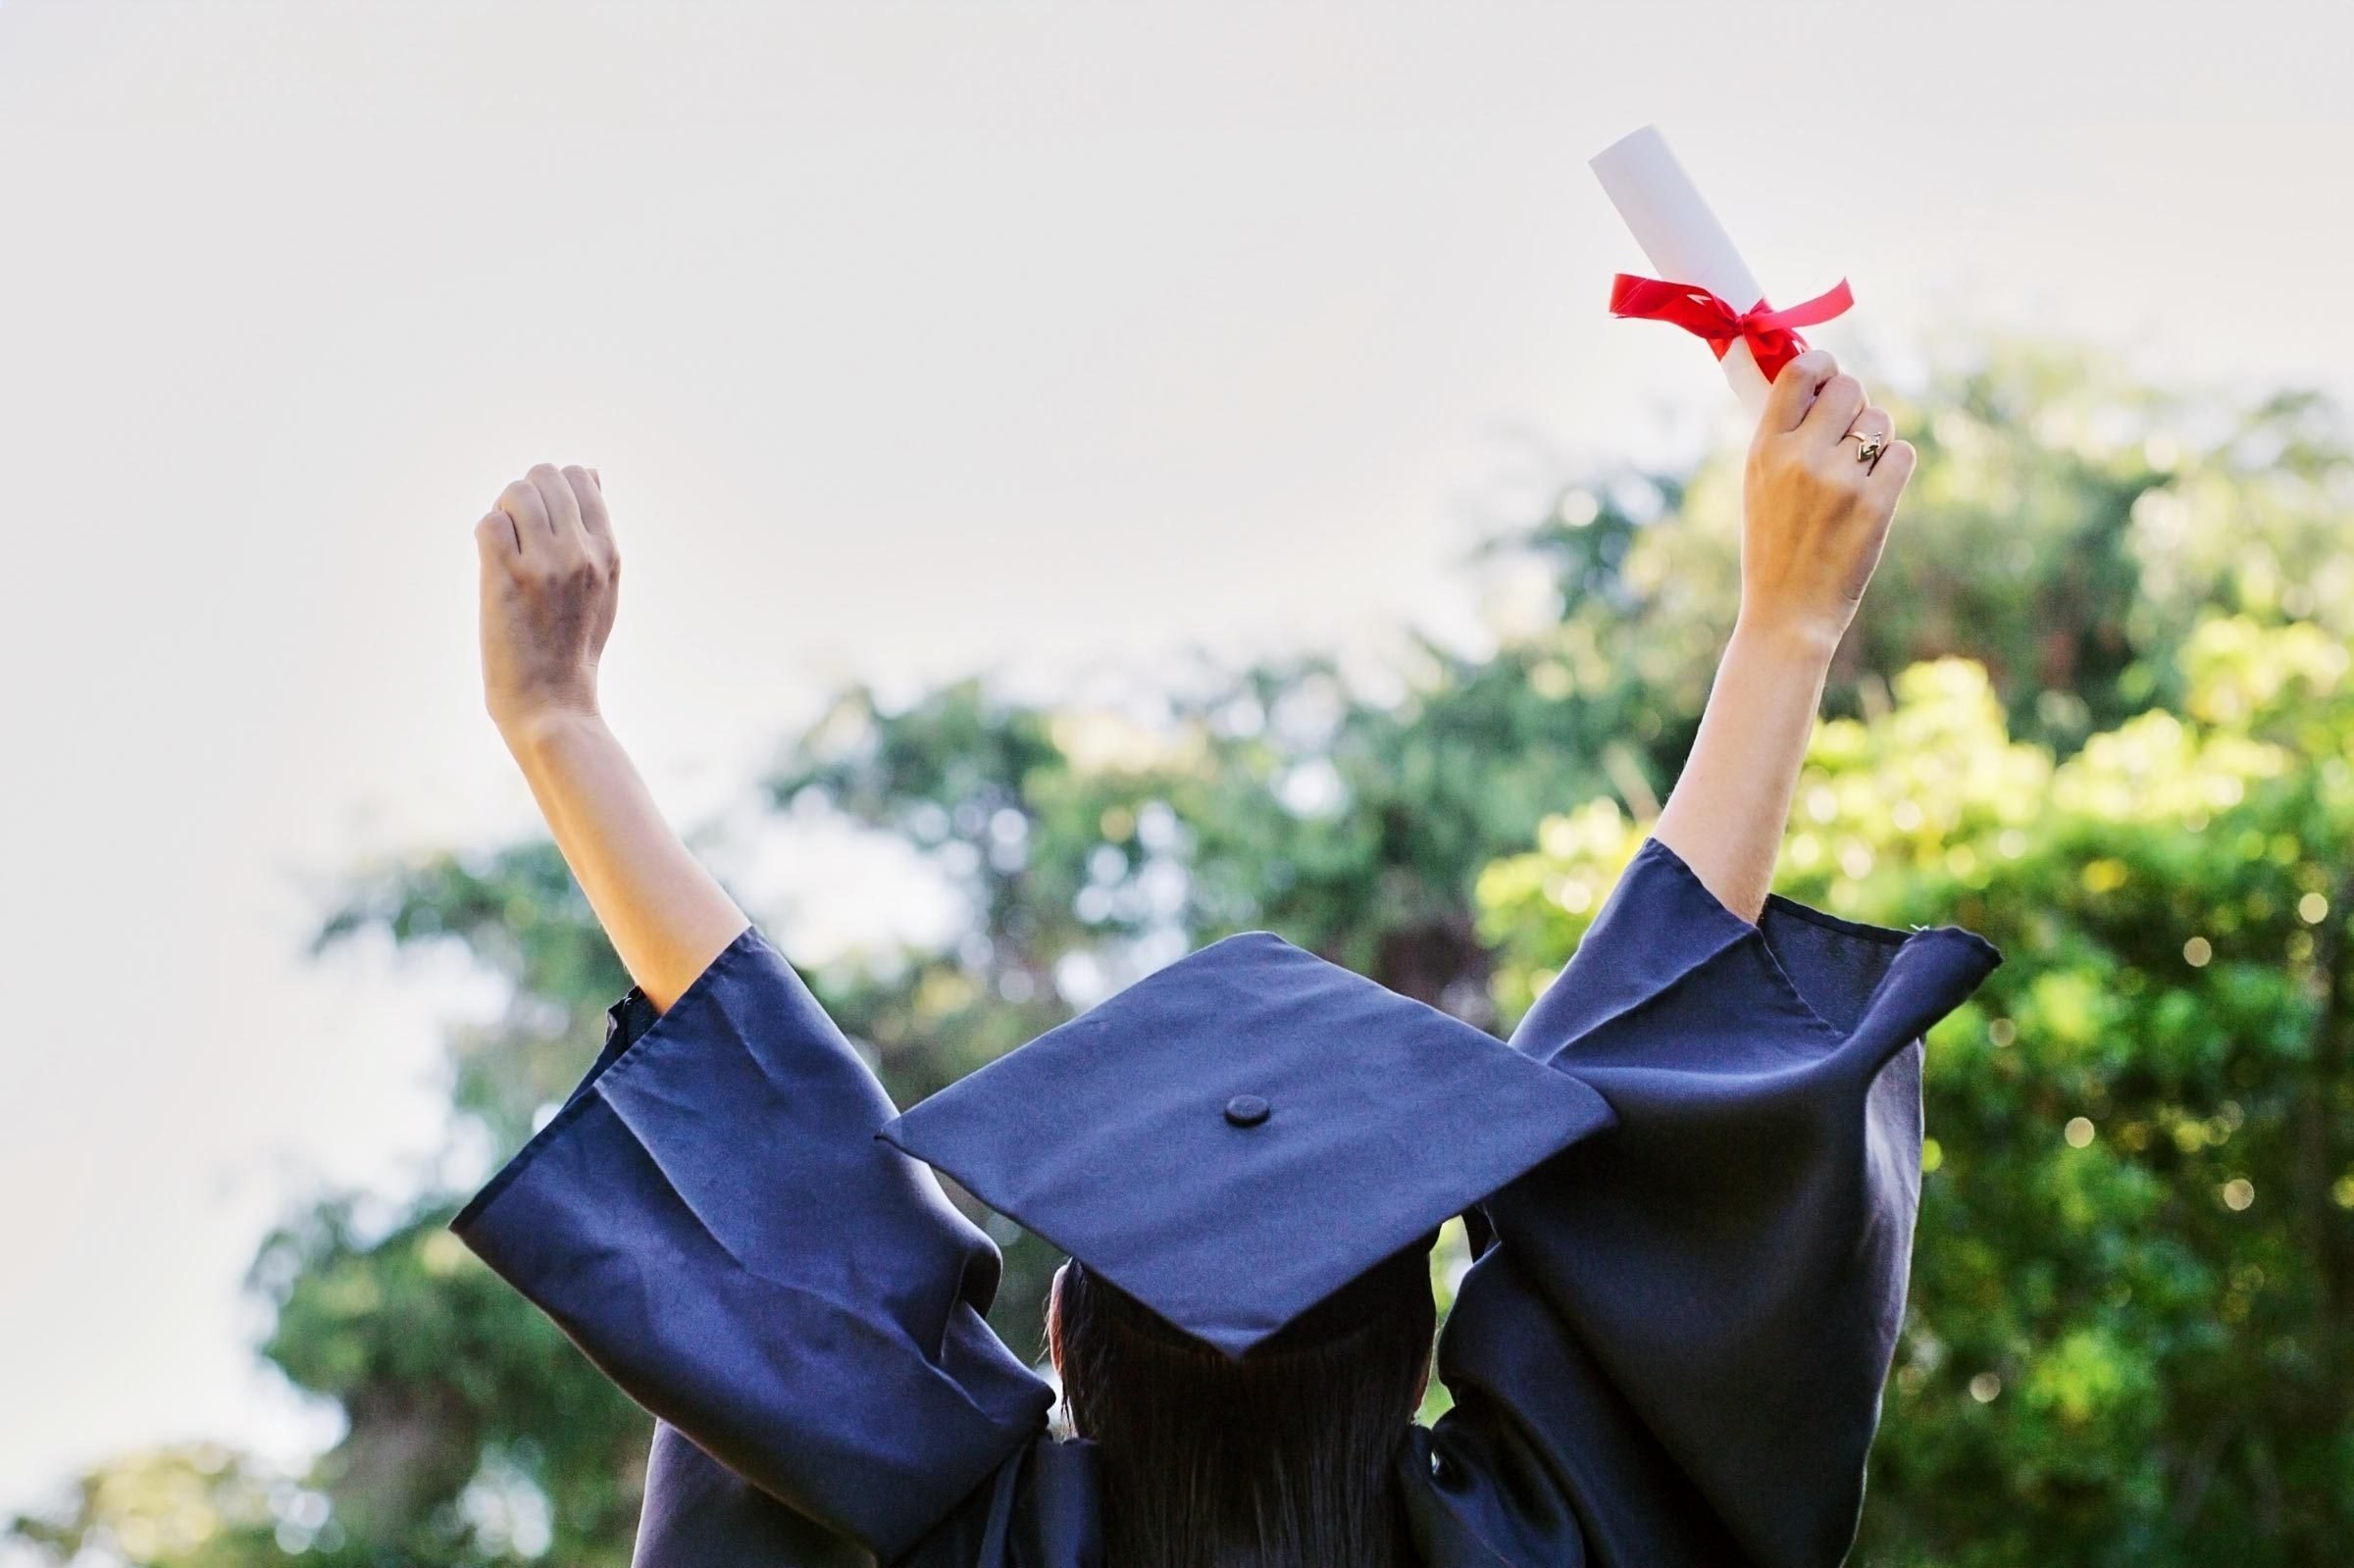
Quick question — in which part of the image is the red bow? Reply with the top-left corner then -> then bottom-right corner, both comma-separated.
1607,274 -> 1854,383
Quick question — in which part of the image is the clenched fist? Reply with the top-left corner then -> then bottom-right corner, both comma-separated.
1738,349 -> 1917,652
475,463 -> 618,738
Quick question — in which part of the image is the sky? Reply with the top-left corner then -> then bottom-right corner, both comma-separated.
5,0 -> 2354,1522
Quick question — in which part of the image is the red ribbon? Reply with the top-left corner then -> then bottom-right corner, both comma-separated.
1607,274 -> 1854,383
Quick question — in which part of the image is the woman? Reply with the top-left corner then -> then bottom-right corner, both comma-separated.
456,349 -> 2001,1568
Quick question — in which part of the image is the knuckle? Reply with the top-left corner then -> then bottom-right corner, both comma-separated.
528,461 -> 561,481
1776,356 -> 1819,386
1824,374 -> 1863,402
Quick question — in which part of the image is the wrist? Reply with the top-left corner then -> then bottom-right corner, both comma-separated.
1728,609 -> 1843,670
497,704 -> 612,763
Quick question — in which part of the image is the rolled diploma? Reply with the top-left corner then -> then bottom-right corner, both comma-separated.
1590,125 -> 1773,417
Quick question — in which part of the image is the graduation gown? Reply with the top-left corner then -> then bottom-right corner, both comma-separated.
451,835 -> 2002,1567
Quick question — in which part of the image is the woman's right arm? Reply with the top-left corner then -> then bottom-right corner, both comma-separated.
1650,350 -> 1917,922
1412,354 -> 2000,1567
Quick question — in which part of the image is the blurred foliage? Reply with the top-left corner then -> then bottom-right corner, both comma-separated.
13,339 -> 2352,1567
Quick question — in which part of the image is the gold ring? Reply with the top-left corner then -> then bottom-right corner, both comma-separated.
1842,430 -> 1887,465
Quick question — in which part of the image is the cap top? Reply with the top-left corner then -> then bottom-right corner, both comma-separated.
879,929 -> 1615,1357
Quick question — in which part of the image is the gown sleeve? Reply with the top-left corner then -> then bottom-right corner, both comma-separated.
449,924 -> 1056,1564
1419,835 -> 2001,1568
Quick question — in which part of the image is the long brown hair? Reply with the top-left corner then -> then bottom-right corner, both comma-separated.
1049,1244 -> 1436,1568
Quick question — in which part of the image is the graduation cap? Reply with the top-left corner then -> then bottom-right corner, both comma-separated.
878,931 -> 1616,1358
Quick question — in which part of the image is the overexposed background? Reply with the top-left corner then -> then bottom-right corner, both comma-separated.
4,0 -> 2351,1515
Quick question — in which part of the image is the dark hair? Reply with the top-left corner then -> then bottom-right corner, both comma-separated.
1049,1244 -> 1437,1568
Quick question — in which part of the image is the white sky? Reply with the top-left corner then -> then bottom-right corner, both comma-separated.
5,0 -> 2352,1519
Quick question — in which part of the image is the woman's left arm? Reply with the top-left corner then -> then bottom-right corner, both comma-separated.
461,465 -> 1054,1560
477,462 -> 749,1010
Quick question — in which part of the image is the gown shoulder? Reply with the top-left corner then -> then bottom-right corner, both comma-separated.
1416,836 -> 2001,1568
451,924 -> 1055,1563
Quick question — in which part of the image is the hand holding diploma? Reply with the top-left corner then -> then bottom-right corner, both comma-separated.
1587,123 -> 1916,645
1740,347 -> 1916,652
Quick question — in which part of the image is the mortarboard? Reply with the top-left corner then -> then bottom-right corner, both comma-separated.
878,930 -> 1616,1358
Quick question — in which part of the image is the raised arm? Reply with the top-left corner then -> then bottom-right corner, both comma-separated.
460,463 -> 1054,1560
475,462 -> 748,1010
1444,362 -> 1997,1568
1649,349 -> 1916,921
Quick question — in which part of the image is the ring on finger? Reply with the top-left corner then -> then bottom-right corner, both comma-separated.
1840,429 -> 1888,466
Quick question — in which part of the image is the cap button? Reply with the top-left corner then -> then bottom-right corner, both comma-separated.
1224,1094 -> 1271,1129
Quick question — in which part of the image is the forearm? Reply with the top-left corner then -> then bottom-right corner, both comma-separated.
501,710 -> 751,1013
1649,615 -> 1837,925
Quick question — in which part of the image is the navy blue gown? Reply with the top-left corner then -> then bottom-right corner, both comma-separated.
452,835 -> 2002,1566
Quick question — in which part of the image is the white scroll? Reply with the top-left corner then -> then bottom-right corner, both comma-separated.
1590,125 -> 1777,417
